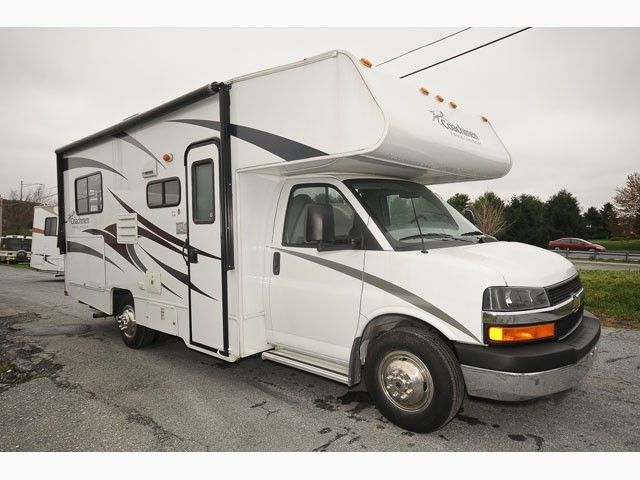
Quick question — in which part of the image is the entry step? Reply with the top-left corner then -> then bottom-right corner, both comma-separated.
261,348 -> 350,385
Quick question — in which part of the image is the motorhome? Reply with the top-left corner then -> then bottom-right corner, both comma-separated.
0,235 -> 31,263
30,205 -> 64,273
56,50 -> 600,432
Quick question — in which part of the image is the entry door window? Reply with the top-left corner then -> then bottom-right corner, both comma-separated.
192,159 -> 215,224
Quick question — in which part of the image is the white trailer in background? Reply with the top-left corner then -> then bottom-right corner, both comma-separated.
56,50 -> 599,432
30,205 -> 64,273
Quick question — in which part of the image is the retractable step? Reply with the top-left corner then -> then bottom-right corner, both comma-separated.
261,348 -> 350,385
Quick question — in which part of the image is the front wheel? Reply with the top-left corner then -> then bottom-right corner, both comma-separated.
116,303 -> 158,349
364,327 -> 465,433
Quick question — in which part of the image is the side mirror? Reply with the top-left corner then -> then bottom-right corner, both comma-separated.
463,208 -> 476,225
305,203 -> 335,244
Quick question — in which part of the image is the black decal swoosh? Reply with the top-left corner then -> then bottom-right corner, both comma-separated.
141,247 -> 216,301
126,244 -> 147,272
109,190 -> 220,260
161,282 -> 182,299
169,119 -> 327,161
65,157 -> 127,180
275,248 -> 478,342
66,240 -> 123,272
84,227 -> 140,272
113,132 -> 166,169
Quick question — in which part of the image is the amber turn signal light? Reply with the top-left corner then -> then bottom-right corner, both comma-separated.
488,323 -> 555,343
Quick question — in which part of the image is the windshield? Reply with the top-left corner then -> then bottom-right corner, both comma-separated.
345,179 -> 486,250
1,238 -> 23,251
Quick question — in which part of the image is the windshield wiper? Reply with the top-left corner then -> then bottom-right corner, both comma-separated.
399,233 -> 456,241
460,231 -> 484,236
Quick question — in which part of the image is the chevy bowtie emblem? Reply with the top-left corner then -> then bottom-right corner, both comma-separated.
571,293 -> 582,310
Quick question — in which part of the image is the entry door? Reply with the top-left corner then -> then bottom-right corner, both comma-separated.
268,181 -> 366,363
185,139 -> 224,352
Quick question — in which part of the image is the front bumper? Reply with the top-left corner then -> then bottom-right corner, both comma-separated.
455,310 -> 600,401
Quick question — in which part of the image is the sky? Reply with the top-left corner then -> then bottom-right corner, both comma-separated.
0,27 -> 638,210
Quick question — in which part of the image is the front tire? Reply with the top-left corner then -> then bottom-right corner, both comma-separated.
364,327 -> 464,433
116,303 -> 157,349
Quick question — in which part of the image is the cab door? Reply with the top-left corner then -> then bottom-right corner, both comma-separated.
267,180 -> 368,363
184,139 -> 225,353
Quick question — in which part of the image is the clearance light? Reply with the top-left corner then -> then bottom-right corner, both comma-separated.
449,101 -> 458,109
162,153 -> 173,162
420,87 -> 430,96
435,95 -> 444,103
481,115 -> 489,123
359,57 -> 373,68
488,323 -> 555,343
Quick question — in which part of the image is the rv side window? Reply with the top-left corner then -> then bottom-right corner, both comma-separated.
147,178 -> 181,208
282,184 -> 358,247
44,217 -> 57,236
192,160 -> 215,224
75,172 -> 103,215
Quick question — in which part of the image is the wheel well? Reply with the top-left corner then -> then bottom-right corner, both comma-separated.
112,288 -> 133,315
358,314 -> 451,366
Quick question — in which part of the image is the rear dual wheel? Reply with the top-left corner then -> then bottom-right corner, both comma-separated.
364,327 -> 464,433
116,303 -> 158,349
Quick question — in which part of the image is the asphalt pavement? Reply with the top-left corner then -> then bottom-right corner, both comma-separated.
1,266 -> 639,451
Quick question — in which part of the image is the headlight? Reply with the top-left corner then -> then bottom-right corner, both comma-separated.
483,286 -> 550,311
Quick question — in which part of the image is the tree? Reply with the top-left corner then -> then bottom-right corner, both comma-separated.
447,193 -> 470,213
1,184 -> 52,236
613,172 -> 640,238
544,189 -> 585,240
502,194 -> 548,246
583,206 -> 605,239
600,202 -> 616,239
471,192 -> 507,237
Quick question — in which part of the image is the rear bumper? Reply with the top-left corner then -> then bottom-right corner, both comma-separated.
455,310 -> 600,401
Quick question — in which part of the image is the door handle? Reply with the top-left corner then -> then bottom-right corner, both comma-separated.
272,252 -> 280,275
188,247 -> 199,264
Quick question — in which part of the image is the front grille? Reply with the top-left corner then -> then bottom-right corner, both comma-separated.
555,306 -> 583,338
546,276 -> 582,306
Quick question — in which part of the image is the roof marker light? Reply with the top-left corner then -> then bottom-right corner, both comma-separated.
449,101 -> 457,109
435,95 -> 444,103
420,87 -> 430,96
359,57 -> 373,68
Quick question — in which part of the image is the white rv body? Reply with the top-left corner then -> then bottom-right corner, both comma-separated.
56,51 -> 599,432
30,205 -> 64,273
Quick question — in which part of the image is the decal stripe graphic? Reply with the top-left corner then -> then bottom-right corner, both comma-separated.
65,157 -> 128,180
84,227 -> 140,271
141,247 -> 216,301
126,244 -> 146,272
85,228 -> 182,299
275,248 -> 478,341
66,240 -> 123,272
168,119 -> 327,161
109,190 -> 220,260
112,132 -> 166,169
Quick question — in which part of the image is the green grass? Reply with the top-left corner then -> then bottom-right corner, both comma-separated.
591,239 -> 640,251
580,270 -> 640,329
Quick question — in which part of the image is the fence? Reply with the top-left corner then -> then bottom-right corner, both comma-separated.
551,248 -> 640,263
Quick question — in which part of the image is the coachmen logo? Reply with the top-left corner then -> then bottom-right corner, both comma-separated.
429,110 -> 480,142
66,211 -> 89,226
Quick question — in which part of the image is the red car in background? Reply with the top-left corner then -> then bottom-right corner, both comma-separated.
548,238 -> 606,252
